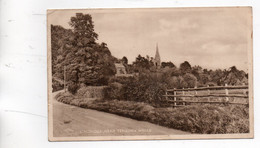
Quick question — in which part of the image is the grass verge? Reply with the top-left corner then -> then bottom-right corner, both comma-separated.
55,92 -> 249,134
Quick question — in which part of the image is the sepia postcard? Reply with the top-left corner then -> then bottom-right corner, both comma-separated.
47,7 -> 253,141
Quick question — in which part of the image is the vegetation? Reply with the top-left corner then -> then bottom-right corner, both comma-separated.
56,92 -> 249,134
105,62 -> 247,106
51,13 -> 116,93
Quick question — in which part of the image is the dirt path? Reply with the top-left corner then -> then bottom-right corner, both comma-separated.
52,91 -> 189,137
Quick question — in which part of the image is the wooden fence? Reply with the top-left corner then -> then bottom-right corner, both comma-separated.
163,84 -> 249,107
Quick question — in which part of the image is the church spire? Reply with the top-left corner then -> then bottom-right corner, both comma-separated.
154,43 -> 161,68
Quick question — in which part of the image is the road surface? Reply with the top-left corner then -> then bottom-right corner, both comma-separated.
52,91 -> 189,137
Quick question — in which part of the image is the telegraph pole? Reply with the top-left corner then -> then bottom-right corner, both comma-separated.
64,65 -> 66,92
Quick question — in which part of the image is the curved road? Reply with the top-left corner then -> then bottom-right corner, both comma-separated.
53,91 -> 189,137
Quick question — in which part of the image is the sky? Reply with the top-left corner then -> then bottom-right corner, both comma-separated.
48,7 -> 252,71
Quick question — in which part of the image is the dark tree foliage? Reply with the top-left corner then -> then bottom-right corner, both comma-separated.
210,69 -> 224,86
191,65 -> 202,80
223,66 -> 247,85
51,25 -> 74,91
161,61 -> 176,68
51,25 -> 73,72
51,13 -> 116,93
180,61 -> 192,74
69,13 -> 98,46
132,54 -> 154,72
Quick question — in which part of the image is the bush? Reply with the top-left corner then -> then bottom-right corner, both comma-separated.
52,79 -> 64,92
55,92 -> 249,134
107,74 -> 166,104
156,104 -> 249,134
108,76 -> 136,85
67,81 -> 78,94
121,73 -> 167,104
183,73 -> 197,88
106,82 -> 123,100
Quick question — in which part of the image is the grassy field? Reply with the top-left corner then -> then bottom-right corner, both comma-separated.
55,92 -> 249,134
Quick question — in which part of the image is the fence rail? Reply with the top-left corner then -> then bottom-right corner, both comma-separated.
164,84 -> 249,107
166,100 -> 248,105
167,85 -> 248,91
163,94 -> 248,98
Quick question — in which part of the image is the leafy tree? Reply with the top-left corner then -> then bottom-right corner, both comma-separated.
210,69 -> 224,85
51,13 -> 116,93
191,65 -> 202,80
223,66 -> 247,85
180,61 -> 192,74
51,25 -> 74,91
132,54 -> 153,72
198,73 -> 209,86
161,61 -> 176,68
69,13 -> 98,46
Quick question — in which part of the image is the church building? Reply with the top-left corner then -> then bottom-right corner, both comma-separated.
153,43 -> 161,68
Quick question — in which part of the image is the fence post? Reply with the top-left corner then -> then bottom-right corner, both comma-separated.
174,88 -> 177,107
242,83 -> 247,95
165,90 -> 168,106
182,88 -> 185,106
207,85 -> 210,102
194,86 -> 198,102
225,83 -> 229,103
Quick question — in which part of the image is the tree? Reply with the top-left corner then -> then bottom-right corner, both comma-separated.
161,61 -> 176,68
183,73 -> 197,88
223,66 -> 247,85
122,56 -> 128,65
101,42 -> 107,48
198,73 -> 209,86
51,13 -> 117,93
51,25 -> 74,91
133,54 -> 153,72
180,61 -> 192,74
210,69 -> 224,85
191,65 -> 203,80
69,13 -> 98,46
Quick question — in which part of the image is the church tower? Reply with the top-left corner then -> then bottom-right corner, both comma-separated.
154,43 -> 161,68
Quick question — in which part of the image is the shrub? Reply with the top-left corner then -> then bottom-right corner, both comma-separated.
108,76 -> 136,85
106,72 -> 167,105
67,81 -> 78,94
55,92 -> 249,134
52,79 -> 64,92
106,82 -> 123,100
121,73 -> 167,104
183,73 -> 197,88
55,91 -> 77,104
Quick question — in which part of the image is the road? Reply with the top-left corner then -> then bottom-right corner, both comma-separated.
52,91 -> 189,137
